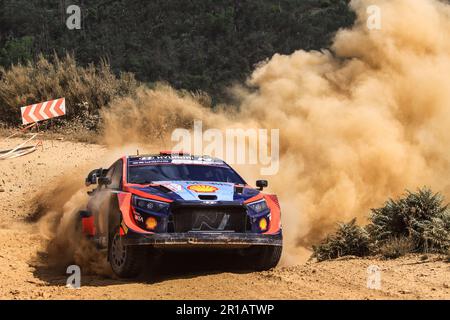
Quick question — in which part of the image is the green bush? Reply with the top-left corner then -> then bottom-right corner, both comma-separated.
378,237 -> 415,259
313,188 -> 450,261
0,36 -> 33,65
368,188 -> 450,253
312,218 -> 372,261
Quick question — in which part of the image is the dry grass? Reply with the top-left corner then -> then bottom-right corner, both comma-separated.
0,54 -> 137,128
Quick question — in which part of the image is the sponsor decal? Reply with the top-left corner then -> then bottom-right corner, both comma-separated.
161,182 -> 182,192
128,155 -> 224,166
134,213 -> 144,222
187,184 -> 218,193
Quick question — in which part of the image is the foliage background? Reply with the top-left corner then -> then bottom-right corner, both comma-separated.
0,0 -> 354,104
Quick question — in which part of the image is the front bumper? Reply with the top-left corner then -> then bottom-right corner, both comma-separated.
123,231 -> 282,246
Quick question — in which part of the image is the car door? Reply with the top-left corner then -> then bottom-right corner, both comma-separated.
90,160 -> 122,242
96,160 -> 123,241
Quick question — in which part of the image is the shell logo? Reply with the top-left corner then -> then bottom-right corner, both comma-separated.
187,184 -> 218,193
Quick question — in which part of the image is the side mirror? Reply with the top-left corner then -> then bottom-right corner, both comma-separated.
98,176 -> 111,186
85,168 -> 102,186
256,180 -> 268,191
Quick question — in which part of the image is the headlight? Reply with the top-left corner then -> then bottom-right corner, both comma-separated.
247,199 -> 269,213
133,196 -> 169,212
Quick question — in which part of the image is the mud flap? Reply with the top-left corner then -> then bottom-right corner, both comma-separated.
79,210 -> 96,236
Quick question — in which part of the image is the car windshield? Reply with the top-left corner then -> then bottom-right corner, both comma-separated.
127,164 -> 246,184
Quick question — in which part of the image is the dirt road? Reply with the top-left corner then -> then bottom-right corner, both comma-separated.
0,137 -> 448,299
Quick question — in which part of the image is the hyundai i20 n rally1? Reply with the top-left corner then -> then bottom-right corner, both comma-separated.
80,151 -> 282,278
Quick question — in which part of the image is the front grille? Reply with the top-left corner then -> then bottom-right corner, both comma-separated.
171,207 -> 247,233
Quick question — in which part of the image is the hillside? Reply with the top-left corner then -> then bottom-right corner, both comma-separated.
0,0 -> 354,101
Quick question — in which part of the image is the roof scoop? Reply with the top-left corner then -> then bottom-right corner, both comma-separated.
198,195 -> 218,200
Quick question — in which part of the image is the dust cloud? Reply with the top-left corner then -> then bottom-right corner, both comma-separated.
37,0 -> 450,267
33,168 -> 112,276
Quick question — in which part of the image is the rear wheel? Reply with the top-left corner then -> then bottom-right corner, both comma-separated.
108,228 -> 145,278
247,245 -> 282,271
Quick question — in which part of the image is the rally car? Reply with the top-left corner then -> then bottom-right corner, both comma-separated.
80,151 -> 282,278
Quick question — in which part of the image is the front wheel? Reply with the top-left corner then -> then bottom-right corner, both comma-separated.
108,229 -> 145,278
246,245 -> 282,271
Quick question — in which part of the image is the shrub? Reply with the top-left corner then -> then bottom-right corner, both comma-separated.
0,54 -> 137,128
378,237 -> 415,259
368,188 -> 450,254
312,188 -> 450,262
312,218 -> 372,261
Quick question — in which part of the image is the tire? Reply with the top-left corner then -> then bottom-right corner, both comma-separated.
108,228 -> 145,278
248,245 -> 282,271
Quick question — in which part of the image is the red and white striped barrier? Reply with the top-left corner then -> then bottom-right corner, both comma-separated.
20,98 -> 66,125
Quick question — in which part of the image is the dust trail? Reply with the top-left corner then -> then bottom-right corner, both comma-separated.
32,167 -> 110,276
37,0 -> 450,267
101,0 -> 450,262
240,0 -> 450,249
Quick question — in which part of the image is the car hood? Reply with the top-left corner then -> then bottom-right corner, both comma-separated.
127,180 -> 261,203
